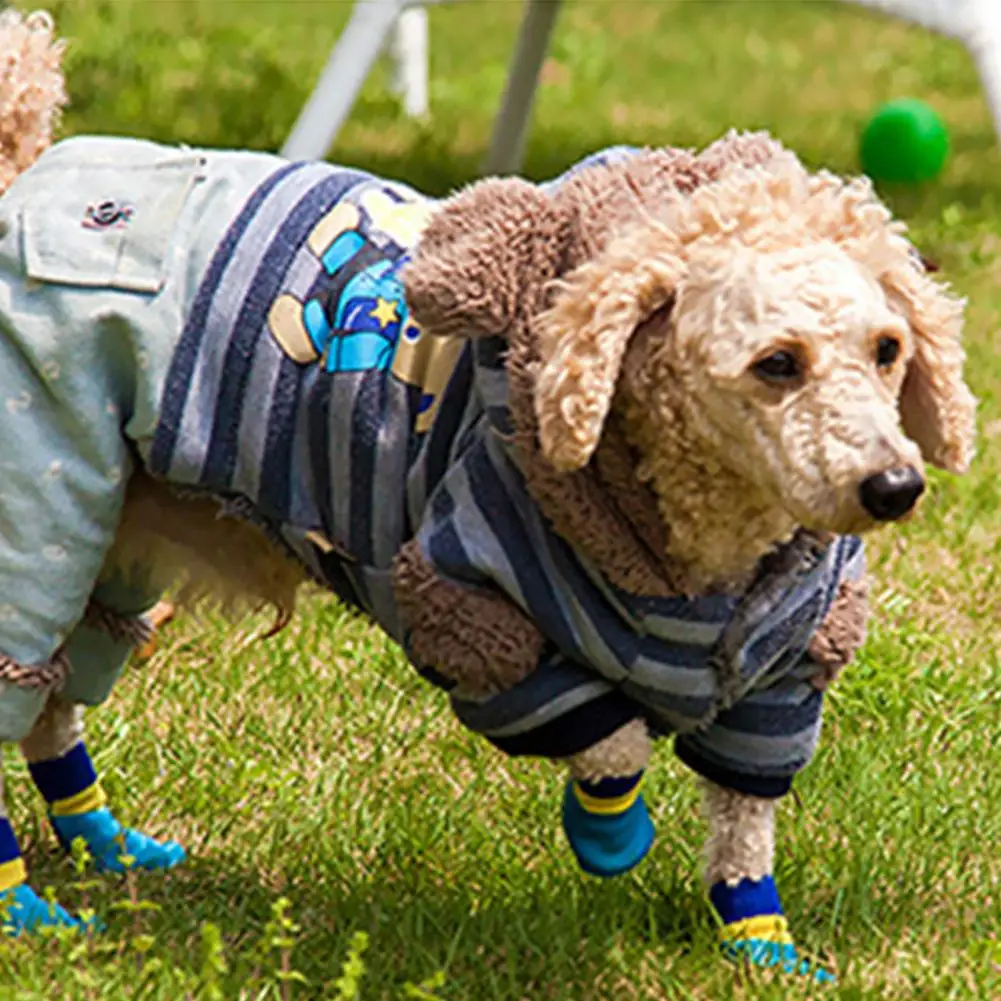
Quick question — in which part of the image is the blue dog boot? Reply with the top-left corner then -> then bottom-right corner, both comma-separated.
561,776 -> 655,877
51,808 -> 186,875
29,742 -> 185,875
0,816 -> 97,936
711,877 -> 836,985
0,883 -> 92,937
721,935 -> 836,985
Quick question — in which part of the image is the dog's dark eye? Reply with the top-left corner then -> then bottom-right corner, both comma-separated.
876,336 -> 901,368
753,350 -> 801,383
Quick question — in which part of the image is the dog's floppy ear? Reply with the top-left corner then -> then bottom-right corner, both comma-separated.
533,230 -> 684,472
403,177 -> 573,340
880,258 -> 976,474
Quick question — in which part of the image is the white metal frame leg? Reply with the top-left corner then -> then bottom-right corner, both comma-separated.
390,5 -> 430,119
281,0 -> 408,161
968,23 -> 1001,143
482,0 -> 564,176
842,0 -> 1001,144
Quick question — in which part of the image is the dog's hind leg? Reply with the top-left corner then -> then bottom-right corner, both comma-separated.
19,694 -> 82,762
0,682 -> 87,936
701,779 -> 833,983
20,651 -> 186,878
560,718 -> 655,877
0,759 -> 80,935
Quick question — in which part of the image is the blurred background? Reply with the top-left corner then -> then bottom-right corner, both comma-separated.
49,0 -> 1000,197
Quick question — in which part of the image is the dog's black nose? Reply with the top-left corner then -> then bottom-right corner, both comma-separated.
858,466 -> 925,521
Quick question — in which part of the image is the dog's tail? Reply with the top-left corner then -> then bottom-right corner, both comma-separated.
0,9 -> 66,195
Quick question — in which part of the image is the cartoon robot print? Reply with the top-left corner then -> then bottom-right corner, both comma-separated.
267,181 -> 464,433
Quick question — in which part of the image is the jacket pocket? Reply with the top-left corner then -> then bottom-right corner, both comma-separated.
21,149 -> 203,294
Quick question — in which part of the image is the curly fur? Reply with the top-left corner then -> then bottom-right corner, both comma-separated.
534,230 -> 683,472
701,779 -> 775,886
107,470 -> 307,627
504,316 -> 680,597
0,10 -> 65,195
406,133 -> 974,600
531,152 -> 974,592
565,718 -> 651,781
400,132 -> 974,892
403,136 -> 792,602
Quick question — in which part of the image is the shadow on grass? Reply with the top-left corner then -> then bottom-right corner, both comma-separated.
78,846 -> 702,998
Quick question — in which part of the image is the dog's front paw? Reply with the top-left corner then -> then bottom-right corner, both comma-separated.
710,877 -> 835,984
51,809 -> 186,874
720,915 -> 836,984
561,780 -> 654,877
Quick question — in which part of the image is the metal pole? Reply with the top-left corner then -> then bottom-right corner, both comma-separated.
482,0 -> 564,175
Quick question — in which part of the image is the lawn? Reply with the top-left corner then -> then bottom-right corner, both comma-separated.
3,0 -> 1001,998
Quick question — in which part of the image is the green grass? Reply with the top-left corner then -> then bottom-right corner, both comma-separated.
3,0 -> 1001,997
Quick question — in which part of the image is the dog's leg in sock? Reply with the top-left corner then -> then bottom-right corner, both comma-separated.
0,754 -> 86,935
561,719 -> 654,877
21,696 -> 185,874
702,780 -> 833,984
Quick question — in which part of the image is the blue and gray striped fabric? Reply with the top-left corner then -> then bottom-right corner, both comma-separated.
414,335 -> 864,796
149,160 -> 478,635
149,152 -> 864,798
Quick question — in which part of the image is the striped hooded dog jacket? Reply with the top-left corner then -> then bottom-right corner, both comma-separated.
0,137 -> 862,795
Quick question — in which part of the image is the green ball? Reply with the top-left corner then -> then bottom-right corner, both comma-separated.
859,98 -> 949,184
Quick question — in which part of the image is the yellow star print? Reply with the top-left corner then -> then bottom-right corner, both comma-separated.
370,297 -> 400,329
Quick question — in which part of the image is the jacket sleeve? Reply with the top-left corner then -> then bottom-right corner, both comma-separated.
674,661 -> 826,799
673,536 -> 864,798
393,534 -> 544,698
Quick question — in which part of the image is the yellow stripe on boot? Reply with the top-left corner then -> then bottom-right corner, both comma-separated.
572,781 -> 642,816
720,914 -> 794,946
0,857 -> 27,893
50,781 -> 107,818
